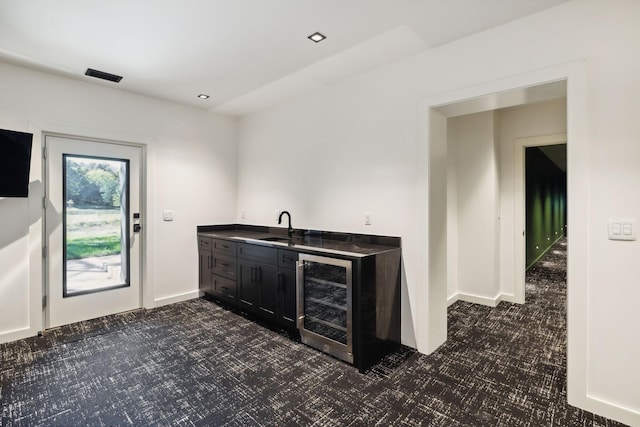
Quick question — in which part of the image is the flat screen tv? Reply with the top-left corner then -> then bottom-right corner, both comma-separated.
0,129 -> 33,197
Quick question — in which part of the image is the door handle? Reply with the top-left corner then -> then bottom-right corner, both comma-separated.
133,224 -> 142,233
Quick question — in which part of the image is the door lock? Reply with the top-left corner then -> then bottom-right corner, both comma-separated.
133,213 -> 141,233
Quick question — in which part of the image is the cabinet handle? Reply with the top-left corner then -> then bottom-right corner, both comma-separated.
221,263 -> 229,267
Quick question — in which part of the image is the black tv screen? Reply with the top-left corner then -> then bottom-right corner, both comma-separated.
0,129 -> 33,197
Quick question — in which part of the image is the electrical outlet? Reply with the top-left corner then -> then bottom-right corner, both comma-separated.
365,211 -> 371,226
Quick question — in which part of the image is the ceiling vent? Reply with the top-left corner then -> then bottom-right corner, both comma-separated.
85,68 -> 123,83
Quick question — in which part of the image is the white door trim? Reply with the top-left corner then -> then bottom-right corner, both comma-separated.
43,132 -> 148,328
417,59 -> 592,416
513,133 -> 567,304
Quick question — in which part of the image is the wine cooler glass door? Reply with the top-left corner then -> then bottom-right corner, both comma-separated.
297,254 -> 353,363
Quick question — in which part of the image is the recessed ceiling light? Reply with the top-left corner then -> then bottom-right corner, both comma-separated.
197,94 -> 210,99
308,32 -> 326,43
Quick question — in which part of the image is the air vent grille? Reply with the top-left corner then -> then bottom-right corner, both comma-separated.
85,68 -> 123,83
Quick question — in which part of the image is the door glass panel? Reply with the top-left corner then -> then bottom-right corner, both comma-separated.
303,261 -> 348,345
63,155 -> 130,297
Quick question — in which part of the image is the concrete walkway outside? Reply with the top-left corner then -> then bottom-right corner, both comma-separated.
66,254 -> 123,293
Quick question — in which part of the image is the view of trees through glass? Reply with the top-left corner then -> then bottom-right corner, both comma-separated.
66,159 -> 122,210
64,156 -> 128,295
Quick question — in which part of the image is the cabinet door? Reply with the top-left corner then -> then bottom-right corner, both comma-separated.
238,243 -> 277,264
277,268 -> 297,328
198,250 -> 212,295
238,260 -> 258,310
238,260 -> 279,316
257,264 -> 278,320
212,239 -> 237,256
212,254 -> 236,280
212,274 -> 237,303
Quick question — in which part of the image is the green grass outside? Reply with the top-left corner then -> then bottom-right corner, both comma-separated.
66,234 -> 121,260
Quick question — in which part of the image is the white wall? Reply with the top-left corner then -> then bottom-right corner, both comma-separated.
447,111 -> 500,305
0,62 -> 237,342
236,1 -> 640,424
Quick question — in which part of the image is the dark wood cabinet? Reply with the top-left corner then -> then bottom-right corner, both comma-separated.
209,238 -> 238,305
212,254 -> 236,280
256,263 -> 278,318
277,266 -> 297,328
237,260 -> 258,309
200,237 -> 299,330
198,236 -> 213,295
276,249 -> 298,328
197,225 -> 402,372
237,244 -> 279,319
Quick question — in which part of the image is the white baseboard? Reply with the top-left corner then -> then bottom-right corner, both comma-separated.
581,393 -> 640,427
500,293 -> 521,304
0,326 -> 39,345
154,290 -> 201,308
450,292 -> 502,307
447,293 -> 460,306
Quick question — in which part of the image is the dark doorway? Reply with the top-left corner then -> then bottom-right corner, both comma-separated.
525,144 -> 567,269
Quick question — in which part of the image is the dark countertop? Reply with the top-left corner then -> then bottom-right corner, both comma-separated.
197,224 -> 401,257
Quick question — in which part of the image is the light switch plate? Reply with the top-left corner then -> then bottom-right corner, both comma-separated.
163,210 -> 174,221
608,218 -> 636,241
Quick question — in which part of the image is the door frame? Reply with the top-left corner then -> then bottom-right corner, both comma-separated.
42,131 -> 149,330
513,133 -> 567,304
417,60 -> 589,412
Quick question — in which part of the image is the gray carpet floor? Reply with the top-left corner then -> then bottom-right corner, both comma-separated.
0,237 -> 628,426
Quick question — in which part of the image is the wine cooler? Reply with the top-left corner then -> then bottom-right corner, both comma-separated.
297,254 -> 353,364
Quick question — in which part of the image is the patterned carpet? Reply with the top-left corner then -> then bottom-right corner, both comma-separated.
0,237 -> 628,426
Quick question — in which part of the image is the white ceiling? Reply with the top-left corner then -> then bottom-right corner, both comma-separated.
0,0 -> 569,115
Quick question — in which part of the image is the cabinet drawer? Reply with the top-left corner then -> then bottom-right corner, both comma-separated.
198,236 -> 212,251
212,274 -> 236,301
278,249 -> 298,269
213,239 -> 237,256
238,243 -> 277,264
213,255 -> 236,280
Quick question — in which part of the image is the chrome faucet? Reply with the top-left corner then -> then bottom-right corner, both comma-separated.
278,210 -> 293,238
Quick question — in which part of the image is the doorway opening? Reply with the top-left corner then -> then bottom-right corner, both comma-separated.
515,135 -> 567,303
525,144 -> 567,268
420,60 -> 589,410
524,143 -> 568,308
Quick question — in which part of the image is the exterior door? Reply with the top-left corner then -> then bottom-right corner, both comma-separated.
45,135 -> 142,328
